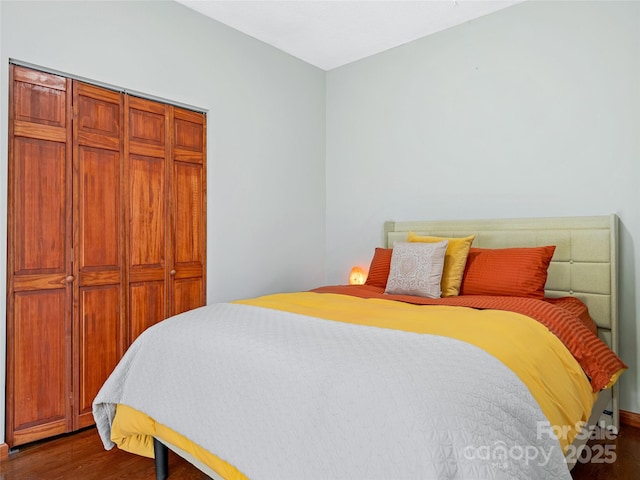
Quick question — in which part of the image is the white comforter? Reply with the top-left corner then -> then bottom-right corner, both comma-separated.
93,302 -> 571,479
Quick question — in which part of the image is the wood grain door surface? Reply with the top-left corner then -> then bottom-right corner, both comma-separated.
7,66 -> 74,446
72,82 -> 125,430
126,95 -> 169,342
6,65 -> 206,447
170,107 -> 206,316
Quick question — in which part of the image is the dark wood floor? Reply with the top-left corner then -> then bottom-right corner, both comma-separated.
0,427 -> 210,480
1,424 -> 639,479
570,423 -> 640,480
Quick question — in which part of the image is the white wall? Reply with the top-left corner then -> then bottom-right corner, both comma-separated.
326,1 -> 640,414
0,0 -> 326,443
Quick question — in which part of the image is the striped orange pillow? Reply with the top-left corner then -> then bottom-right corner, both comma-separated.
364,248 -> 393,288
460,246 -> 556,299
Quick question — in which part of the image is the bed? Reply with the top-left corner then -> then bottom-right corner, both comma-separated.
93,214 -> 626,480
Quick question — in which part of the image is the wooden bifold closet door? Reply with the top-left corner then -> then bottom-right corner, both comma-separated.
6,65 -> 206,447
7,66 -> 74,447
73,82 -> 126,430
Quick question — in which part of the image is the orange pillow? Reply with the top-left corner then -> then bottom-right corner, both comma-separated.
364,248 -> 392,288
460,246 -> 556,299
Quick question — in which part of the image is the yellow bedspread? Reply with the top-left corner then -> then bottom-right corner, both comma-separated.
110,292 -> 596,479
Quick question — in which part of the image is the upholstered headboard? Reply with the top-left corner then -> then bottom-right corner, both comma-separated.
384,215 -> 620,425
384,215 -> 618,345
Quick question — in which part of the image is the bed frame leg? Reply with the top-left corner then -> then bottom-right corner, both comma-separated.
154,438 -> 169,480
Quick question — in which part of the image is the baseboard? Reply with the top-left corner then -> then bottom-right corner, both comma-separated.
620,409 -> 640,429
0,443 -> 8,460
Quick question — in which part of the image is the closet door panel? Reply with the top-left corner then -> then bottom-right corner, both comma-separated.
170,107 -> 206,315
10,67 -> 71,283
11,290 -> 70,445
74,82 -> 123,278
129,154 -> 165,272
13,139 -> 67,275
173,278 -> 204,316
7,65 -> 73,447
13,66 -> 67,128
77,286 -> 121,427
126,96 -> 169,342
73,82 -> 125,429
128,154 -> 166,343
173,109 -> 205,164
174,163 -> 204,264
171,154 -> 205,314
76,83 -> 120,150
129,100 -> 165,147
130,282 -> 165,341
77,147 -> 121,270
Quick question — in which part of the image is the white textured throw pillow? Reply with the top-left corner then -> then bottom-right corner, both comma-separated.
384,241 -> 449,298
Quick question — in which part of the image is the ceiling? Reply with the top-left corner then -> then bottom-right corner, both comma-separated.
176,0 -> 523,71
